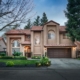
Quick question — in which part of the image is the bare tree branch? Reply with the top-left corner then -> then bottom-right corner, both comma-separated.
0,0 -> 34,31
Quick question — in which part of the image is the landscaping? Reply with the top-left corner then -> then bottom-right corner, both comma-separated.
0,56 -> 51,67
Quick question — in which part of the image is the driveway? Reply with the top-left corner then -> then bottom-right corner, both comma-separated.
48,58 -> 80,69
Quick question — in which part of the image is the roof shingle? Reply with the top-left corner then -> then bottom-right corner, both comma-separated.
59,26 -> 66,32
6,29 -> 31,35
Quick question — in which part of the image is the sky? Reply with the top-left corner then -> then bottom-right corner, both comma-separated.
33,0 -> 68,25
1,0 -> 68,36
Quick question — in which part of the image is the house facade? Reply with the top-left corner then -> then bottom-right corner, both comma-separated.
6,20 -> 76,58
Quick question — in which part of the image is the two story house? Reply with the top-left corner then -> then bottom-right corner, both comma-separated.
6,20 -> 76,58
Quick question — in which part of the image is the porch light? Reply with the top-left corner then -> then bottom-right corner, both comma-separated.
73,47 -> 76,50
24,47 -> 29,52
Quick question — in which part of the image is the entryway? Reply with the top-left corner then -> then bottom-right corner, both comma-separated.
24,46 -> 31,57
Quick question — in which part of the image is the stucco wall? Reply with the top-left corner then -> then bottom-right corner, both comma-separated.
43,22 -> 60,46
32,31 -> 42,56
0,40 -> 6,51
6,35 -> 25,56
59,33 -> 73,44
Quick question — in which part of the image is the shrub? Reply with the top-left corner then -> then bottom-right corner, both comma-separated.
13,52 -> 22,56
36,62 -> 41,67
44,61 -> 51,66
0,56 -> 13,59
14,56 -> 27,60
6,61 -> 14,67
31,56 -> 41,59
0,53 -> 6,56
40,57 -> 51,66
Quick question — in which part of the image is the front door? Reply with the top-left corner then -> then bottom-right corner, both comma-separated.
24,46 -> 31,57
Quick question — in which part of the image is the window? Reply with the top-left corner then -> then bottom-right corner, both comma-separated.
63,33 -> 68,39
26,36 -> 30,41
48,31 -> 55,39
12,40 -> 20,54
12,40 -> 20,47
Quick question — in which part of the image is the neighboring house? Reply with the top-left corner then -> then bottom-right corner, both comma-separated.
5,20 -> 76,58
0,37 -> 6,51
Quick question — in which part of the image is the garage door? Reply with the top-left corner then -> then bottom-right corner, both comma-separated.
47,48 -> 71,58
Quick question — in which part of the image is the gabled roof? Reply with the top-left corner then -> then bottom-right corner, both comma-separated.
6,29 -> 31,35
44,20 -> 60,25
31,26 -> 43,31
5,21 -> 67,35
75,41 -> 80,45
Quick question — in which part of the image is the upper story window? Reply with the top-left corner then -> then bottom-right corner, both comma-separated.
12,40 -> 20,47
26,35 -> 30,41
63,33 -> 68,39
48,30 -> 55,39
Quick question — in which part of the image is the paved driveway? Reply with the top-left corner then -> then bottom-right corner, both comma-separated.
48,58 -> 80,69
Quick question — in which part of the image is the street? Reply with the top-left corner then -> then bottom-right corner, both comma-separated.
0,68 -> 80,80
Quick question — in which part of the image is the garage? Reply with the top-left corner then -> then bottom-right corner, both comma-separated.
47,48 -> 71,58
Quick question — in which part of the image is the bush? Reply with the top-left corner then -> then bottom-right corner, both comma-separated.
32,56 -> 41,59
0,56 -> 13,59
14,56 -> 27,60
6,61 -> 14,67
40,57 -> 51,66
13,52 -> 22,56
0,53 -> 6,56
36,62 -> 41,67
0,56 -> 27,60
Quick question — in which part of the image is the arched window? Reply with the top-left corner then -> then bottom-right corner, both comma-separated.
48,30 -> 55,39
12,40 -> 20,54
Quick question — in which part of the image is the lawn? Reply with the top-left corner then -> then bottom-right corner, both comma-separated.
0,56 -> 51,67
0,59 -> 39,65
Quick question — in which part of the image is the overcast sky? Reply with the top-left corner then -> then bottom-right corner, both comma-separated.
1,0 -> 68,36
33,0 -> 68,26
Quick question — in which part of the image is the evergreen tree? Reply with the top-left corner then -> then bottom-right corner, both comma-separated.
24,19 -> 31,29
65,0 -> 80,41
12,24 -> 20,29
33,16 -> 40,26
41,12 -> 48,26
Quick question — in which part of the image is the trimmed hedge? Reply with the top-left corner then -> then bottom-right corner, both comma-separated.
0,56 -> 13,59
13,52 -> 22,56
14,56 -> 27,60
0,56 -> 27,60
0,53 -> 6,56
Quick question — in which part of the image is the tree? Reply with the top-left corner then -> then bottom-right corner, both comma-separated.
41,12 -> 48,26
0,0 -> 34,31
65,0 -> 80,41
33,16 -> 40,26
24,19 -> 32,29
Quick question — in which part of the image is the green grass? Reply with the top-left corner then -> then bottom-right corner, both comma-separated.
0,59 -> 39,65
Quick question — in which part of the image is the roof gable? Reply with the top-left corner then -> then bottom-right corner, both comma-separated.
44,20 -> 60,26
